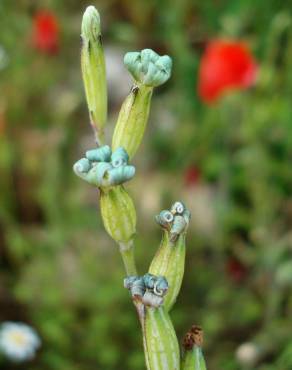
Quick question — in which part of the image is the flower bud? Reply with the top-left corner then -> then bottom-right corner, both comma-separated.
73,146 -> 135,188
124,273 -> 168,307
149,201 -> 191,311
111,49 -> 172,159
124,49 -> 172,87
182,326 -> 207,370
73,146 -> 136,244
81,6 -> 107,144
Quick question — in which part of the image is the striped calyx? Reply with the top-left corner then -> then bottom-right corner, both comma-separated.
81,5 -> 107,144
144,307 -> 180,370
73,145 -> 135,188
100,185 -> 136,244
124,274 -> 180,369
112,84 -> 153,159
149,201 -> 190,311
182,326 -> 207,370
112,49 -> 172,159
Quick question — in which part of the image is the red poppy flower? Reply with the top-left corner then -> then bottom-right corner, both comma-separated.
226,257 -> 247,283
184,165 -> 201,187
32,11 -> 59,55
198,40 -> 258,103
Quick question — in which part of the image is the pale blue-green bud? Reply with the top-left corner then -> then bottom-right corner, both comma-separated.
86,145 -> 111,162
124,276 -> 145,299
124,49 -> 172,87
156,201 -> 190,242
73,146 -> 135,188
111,147 -> 129,167
124,273 -> 168,308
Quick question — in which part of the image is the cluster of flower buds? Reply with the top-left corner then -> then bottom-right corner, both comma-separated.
156,201 -> 191,242
73,145 -> 135,188
124,49 -> 172,88
74,145 -> 136,246
124,273 -> 168,308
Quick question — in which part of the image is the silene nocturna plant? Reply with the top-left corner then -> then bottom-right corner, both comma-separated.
74,6 -> 207,370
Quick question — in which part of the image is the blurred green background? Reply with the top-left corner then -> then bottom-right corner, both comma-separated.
1,0 -> 292,369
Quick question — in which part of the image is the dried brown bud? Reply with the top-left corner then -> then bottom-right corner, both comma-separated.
183,325 -> 204,350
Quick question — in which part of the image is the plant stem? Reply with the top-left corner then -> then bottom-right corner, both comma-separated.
119,240 -> 137,275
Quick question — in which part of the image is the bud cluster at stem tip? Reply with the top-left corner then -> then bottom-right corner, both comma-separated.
124,49 -> 172,87
124,273 -> 168,308
112,48 -> 172,159
73,145 -> 135,188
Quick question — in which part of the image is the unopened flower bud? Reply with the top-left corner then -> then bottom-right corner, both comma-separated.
81,6 -> 107,144
124,49 -> 172,87
73,146 -> 136,245
73,146 -> 135,188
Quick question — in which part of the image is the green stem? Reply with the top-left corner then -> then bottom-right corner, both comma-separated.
119,240 -> 137,276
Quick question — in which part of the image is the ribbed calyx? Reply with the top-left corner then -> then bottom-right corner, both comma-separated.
149,201 -> 190,311
125,273 -> 180,370
112,49 -> 172,159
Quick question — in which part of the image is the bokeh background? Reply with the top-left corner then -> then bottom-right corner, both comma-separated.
1,0 -> 292,369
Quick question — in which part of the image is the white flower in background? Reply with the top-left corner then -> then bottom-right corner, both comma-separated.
0,322 -> 41,362
236,342 -> 260,367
